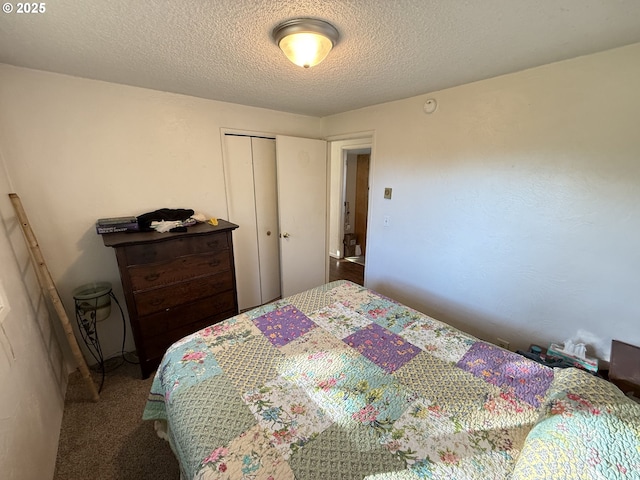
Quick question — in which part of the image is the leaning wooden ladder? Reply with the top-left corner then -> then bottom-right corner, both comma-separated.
9,193 -> 99,402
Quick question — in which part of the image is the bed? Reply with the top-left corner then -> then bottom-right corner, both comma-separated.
143,280 -> 640,479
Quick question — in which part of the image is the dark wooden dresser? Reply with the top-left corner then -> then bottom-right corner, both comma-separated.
103,220 -> 239,377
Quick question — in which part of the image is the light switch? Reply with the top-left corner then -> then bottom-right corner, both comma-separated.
384,187 -> 392,199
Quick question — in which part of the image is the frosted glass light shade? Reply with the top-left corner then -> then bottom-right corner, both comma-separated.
279,32 -> 333,68
273,18 -> 339,68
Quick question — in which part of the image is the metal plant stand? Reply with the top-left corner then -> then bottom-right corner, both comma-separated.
73,282 -> 126,392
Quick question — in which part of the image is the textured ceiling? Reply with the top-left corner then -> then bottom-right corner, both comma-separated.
1,1 -> 639,117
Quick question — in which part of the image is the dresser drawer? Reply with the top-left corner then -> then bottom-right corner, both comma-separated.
133,269 -> 234,316
142,308 -> 236,362
136,290 -> 237,340
128,250 -> 231,292
123,232 -> 229,266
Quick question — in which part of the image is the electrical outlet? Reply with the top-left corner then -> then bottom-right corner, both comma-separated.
383,216 -> 390,227
496,338 -> 510,350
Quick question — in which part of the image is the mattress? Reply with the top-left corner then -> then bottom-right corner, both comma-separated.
143,280 -> 640,479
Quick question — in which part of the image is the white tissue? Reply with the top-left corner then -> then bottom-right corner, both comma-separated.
562,339 -> 587,359
151,220 -> 182,233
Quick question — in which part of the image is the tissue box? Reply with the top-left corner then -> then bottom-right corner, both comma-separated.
547,343 -> 599,373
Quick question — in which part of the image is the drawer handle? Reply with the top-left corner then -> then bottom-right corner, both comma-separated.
150,298 -> 164,306
210,259 -> 221,267
206,240 -> 220,248
144,273 -> 160,282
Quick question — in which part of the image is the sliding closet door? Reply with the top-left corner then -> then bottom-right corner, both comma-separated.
223,135 -> 281,310
251,137 -> 281,304
224,135 -> 261,310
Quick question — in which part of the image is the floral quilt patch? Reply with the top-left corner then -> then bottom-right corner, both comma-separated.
309,302 -> 372,339
253,305 -> 317,347
372,304 -> 424,333
157,336 -> 223,401
196,425 -> 295,480
201,314 -> 262,353
325,281 -> 376,308
457,342 -> 553,407
354,296 -> 400,322
382,397 -> 524,478
344,323 -> 420,373
399,316 -> 474,363
242,377 -> 333,460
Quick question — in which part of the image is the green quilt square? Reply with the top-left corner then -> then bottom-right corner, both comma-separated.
289,423 -> 406,479
169,374 -> 257,479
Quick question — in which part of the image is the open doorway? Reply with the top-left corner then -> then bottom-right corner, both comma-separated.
343,149 -> 370,266
327,135 -> 373,285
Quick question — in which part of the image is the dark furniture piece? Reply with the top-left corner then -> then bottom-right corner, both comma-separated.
103,220 -> 239,378
609,339 -> 640,397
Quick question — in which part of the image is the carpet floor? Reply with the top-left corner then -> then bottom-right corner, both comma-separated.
54,361 -> 180,480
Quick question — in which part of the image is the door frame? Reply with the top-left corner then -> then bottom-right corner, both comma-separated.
327,133 -> 375,277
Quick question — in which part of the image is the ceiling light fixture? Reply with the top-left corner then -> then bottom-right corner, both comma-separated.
272,18 -> 339,68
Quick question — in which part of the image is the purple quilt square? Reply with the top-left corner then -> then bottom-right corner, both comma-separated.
252,304 -> 317,347
457,342 -> 554,407
344,323 -> 420,373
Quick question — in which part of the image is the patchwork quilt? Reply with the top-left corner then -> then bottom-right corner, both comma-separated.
143,280 -> 640,479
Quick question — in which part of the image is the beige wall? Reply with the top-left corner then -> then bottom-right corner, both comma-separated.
0,64 -> 322,361
323,43 -> 640,359
0,153 -> 67,479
